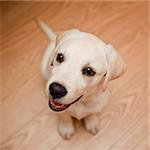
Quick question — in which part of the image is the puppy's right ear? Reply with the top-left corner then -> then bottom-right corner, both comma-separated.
37,20 -> 57,80
40,42 -> 56,80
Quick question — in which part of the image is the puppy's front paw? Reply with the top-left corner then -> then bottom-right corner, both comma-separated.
58,117 -> 75,140
83,114 -> 99,135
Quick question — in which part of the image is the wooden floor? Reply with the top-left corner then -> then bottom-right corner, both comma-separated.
1,1 -> 149,150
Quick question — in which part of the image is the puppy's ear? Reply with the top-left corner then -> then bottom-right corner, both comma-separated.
41,41 -> 56,80
38,20 -> 57,80
103,44 -> 127,91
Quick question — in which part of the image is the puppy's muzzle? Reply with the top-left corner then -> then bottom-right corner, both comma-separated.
48,82 -> 83,112
49,82 -> 67,99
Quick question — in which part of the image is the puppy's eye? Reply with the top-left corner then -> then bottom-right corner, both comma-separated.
56,53 -> 64,63
82,67 -> 96,77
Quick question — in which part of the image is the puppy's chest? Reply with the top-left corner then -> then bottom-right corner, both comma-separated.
67,99 -> 103,120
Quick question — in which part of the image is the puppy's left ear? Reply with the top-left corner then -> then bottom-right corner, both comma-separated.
103,44 -> 127,91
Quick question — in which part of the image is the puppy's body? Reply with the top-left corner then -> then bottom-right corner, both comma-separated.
38,20 -> 127,139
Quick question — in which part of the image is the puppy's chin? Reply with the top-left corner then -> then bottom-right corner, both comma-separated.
48,95 -> 83,112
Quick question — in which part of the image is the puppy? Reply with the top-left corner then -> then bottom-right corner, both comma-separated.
38,20 -> 127,139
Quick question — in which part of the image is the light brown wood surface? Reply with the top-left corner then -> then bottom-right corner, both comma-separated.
1,1 -> 149,150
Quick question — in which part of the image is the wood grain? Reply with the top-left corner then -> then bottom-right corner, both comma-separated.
1,1 -> 149,150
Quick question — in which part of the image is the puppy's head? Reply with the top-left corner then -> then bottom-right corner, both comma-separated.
42,30 -> 127,112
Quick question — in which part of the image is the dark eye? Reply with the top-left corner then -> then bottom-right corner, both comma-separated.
82,67 -> 96,76
56,53 -> 64,63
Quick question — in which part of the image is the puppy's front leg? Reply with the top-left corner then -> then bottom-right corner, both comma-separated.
57,114 -> 75,140
83,114 -> 99,135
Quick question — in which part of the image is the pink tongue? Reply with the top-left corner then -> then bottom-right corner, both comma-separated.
53,100 -> 64,106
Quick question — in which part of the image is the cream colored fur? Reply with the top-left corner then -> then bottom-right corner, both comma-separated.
38,20 -> 127,139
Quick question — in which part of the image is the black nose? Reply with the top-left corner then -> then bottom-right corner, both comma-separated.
49,82 -> 67,99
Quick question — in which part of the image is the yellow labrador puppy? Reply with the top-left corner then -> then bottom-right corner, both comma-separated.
38,20 -> 127,139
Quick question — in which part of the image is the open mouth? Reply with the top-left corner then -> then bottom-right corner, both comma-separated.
49,95 -> 83,112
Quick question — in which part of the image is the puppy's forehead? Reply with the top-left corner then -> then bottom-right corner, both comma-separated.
56,33 -> 107,71
57,33 -> 106,55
